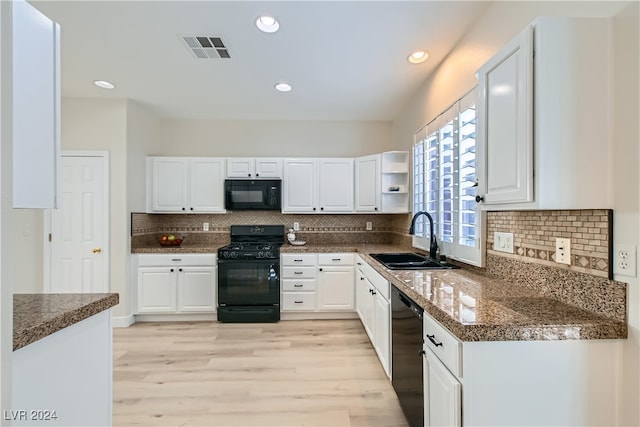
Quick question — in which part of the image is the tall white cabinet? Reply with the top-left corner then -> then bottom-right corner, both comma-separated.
476,17 -> 612,210
11,0 -> 61,208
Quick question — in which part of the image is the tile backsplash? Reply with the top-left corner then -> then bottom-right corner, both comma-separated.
132,208 -> 626,321
487,210 -> 612,279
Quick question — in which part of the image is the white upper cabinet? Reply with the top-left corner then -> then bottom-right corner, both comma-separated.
12,0 -> 61,208
476,25 -> 533,205
283,158 -> 354,213
476,17 -> 612,210
283,158 -> 318,213
147,157 -> 225,213
226,158 -> 282,179
355,154 -> 381,212
318,158 -> 354,213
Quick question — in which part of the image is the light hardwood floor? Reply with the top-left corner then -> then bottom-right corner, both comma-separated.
113,320 -> 409,427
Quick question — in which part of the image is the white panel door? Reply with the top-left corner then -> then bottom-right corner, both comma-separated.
355,154 -> 380,212
50,155 -> 108,293
318,158 -> 354,212
189,158 -> 225,212
178,267 -> 216,312
151,157 -> 187,212
137,267 -> 176,313
283,159 -> 317,212
476,25 -> 533,205
425,350 -> 461,427
374,292 -> 391,376
317,266 -> 355,311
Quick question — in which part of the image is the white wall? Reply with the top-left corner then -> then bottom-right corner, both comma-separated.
391,1 -> 638,425
612,3 -> 640,425
61,98 -> 128,318
157,119 -> 393,157
125,100 -> 160,323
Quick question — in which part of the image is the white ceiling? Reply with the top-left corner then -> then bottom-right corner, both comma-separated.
31,1 -> 492,121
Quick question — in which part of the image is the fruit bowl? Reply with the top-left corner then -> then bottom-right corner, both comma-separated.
159,234 -> 184,247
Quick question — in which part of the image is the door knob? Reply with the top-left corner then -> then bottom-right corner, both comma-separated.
92,247 -> 102,254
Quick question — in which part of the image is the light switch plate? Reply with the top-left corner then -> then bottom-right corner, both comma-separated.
494,232 -> 514,253
555,238 -> 571,265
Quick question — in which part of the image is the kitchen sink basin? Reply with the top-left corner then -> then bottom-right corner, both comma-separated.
369,253 -> 458,270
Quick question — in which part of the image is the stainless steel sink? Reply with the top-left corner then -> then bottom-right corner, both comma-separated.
369,253 -> 458,270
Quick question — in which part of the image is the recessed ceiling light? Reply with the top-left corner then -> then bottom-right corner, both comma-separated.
94,80 -> 115,89
256,15 -> 280,33
275,82 -> 292,92
407,50 -> 429,64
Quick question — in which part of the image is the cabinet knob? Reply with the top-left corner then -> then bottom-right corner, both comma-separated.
360,277 -> 365,281
320,207 -> 324,211
475,195 -> 484,203
248,173 -> 251,177
179,268 -> 183,272
374,207 -> 378,211
170,268 -> 175,272
313,207 -> 316,211
256,173 -> 259,177
92,247 -> 102,254
319,268 -> 323,272
190,207 -> 194,211
182,207 -> 186,211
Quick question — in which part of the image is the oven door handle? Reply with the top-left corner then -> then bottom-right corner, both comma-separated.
268,264 -> 279,282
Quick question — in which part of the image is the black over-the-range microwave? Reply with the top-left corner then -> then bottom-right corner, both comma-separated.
224,179 -> 282,211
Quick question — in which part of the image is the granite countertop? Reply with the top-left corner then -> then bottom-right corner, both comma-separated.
13,293 -> 119,351
132,243 -> 226,254
283,243 -> 627,342
132,241 -> 626,341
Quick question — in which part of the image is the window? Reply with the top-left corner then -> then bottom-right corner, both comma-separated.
413,89 -> 484,266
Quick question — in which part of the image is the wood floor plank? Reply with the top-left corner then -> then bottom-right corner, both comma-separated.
113,319 -> 408,427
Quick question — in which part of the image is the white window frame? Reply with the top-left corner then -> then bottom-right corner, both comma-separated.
412,89 -> 485,267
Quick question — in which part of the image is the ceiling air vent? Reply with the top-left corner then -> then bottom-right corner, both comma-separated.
181,35 -> 231,59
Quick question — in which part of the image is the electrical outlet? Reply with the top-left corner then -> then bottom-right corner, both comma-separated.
614,245 -> 637,277
366,221 -> 372,231
555,238 -> 571,265
202,222 -> 209,231
293,222 -> 300,231
493,232 -> 514,253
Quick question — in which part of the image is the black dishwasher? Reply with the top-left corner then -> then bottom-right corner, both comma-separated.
391,285 -> 424,427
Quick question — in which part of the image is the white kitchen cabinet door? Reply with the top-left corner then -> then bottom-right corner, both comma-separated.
318,158 -> 354,212
255,158 -> 282,178
424,349 -> 461,427
189,158 -> 225,212
283,158 -> 318,212
356,274 -> 375,337
373,291 -> 391,376
317,266 -> 355,311
137,267 -> 177,313
178,267 -> 216,312
355,154 -> 381,212
150,157 -> 188,212
12,0 -> 61,208
226,158 -> 254,178
476,25 -> 533,205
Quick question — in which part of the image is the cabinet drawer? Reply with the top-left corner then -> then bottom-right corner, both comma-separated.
282,279 -> 316,292
282,292 -> 316,311
318,253 -> 355,266
424,314 -> 462,378
281,254 -> 317,266
137,254 -> 216,267
357,257 -> 390,300
282,266 -> 316,279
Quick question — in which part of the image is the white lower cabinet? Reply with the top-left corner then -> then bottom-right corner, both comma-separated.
423,311 -> 620,426
281,253 -> 355,314
136,254 -> 216,314
317,254 -> 355,311
355,255 -> 391,377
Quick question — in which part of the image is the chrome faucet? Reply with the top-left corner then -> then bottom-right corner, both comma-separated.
408,211 -> 438,260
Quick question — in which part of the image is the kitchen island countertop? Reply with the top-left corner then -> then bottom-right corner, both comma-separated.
281,243 -> 627,342
13,293 -> 119,350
